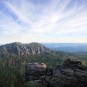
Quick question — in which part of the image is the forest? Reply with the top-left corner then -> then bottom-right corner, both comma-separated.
0,50 -> 87,87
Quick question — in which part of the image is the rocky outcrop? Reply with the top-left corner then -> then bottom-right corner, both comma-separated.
25,62 -> 53,87
50,59 -> 87,87
0,42 -> 49,55
25,59 -> 87,87
25,62 -> 47,81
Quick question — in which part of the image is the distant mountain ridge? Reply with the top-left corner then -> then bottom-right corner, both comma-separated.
0,42 -> 49,55
43,43 -> 87,54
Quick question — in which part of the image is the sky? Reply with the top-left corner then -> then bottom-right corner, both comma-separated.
0,0 -> 87,44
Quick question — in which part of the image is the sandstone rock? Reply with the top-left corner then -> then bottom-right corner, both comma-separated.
25,62 -> 47,81
25,62 -> 53,87
51,59 -> 87,87
60,69 -> 74,76
39,75 -> 45,80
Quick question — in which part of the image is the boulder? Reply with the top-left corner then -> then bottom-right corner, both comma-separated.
25,62 -> 53,87
25,62 -> 47,81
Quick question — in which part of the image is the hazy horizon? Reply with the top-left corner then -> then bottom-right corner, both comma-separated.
0,42 -> 87,46
0,0 -> 87,43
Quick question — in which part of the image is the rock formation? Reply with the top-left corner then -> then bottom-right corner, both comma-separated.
50,59 -> 87,87
25,62 -> 53,87
0,42 -> 49,55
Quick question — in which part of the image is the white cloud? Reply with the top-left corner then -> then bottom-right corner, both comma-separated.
0,0 -> 87,43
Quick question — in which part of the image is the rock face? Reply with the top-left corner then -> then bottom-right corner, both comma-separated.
50,59 -> 87,87
0,42 -> 49,55
25,62 -> 47,81
25,62 -> 53,87
25,59 -> 87,87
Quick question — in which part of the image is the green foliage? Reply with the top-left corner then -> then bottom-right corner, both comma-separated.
0,51 -> 87,87
25,81 -> 35,87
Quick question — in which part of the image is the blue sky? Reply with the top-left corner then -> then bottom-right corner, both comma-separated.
0,0 -> 87,44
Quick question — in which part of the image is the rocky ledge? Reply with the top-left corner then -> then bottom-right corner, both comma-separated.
25,62 -> 53,87
25,59 -> 87,87
50,59 -> 87,87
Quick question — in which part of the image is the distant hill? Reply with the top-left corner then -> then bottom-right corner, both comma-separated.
0,42 -> 87,66
43,43 -> 87,54
0,42 -> 80,66
0,42 -> 49,55
53,45 -> 87,52
0,42 -> 76,68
